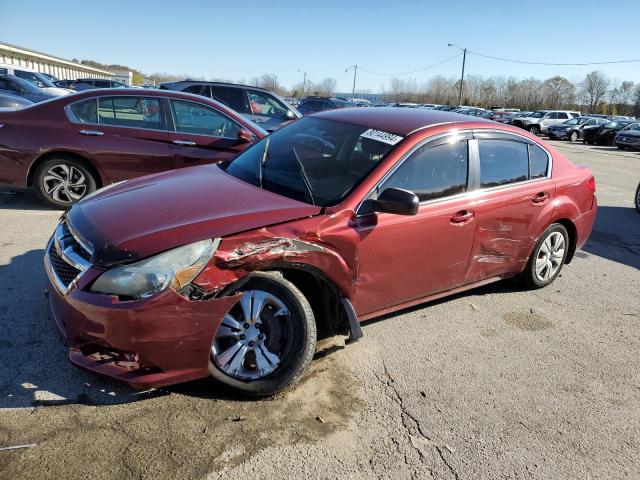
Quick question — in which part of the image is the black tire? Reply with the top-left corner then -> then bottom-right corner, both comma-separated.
635,182 -> 640,214
569,131 -> 579,142
521,223 -> 569,289
529,125 -> 541,136
607,137 -> 615,147
617,144 -> 627,150
209,272 -> 316,396
33,156 -> 97,209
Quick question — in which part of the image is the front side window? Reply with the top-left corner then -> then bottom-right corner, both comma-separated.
223,116 -> 399,206
247,90 -> 288,118
379,139 -> 468,202
69,99 -> 98,124
479,139 -> 529,187
210,86 -> 249,114
184,85 -> 204,95
557,112 -> 569,119
170,100 -> 242,138
98,96 -> 163,130
14,70 -> 41,85
94,80 -> 112,88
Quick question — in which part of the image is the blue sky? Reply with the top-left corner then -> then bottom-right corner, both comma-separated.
2,0 -> 639,92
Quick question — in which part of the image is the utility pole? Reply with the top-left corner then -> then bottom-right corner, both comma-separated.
346,65 -> 358,99
448,43 -> 467,106
297,69 -> 308,97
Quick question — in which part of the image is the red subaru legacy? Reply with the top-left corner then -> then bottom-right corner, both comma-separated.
0,89 -> 266,208
44,108 -> 597,395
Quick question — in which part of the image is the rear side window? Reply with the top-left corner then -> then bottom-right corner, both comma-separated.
210,86 -> 249,114
478,140 -> 529,187
170,100 -> 242,138
69,99 -> 98,124
380,140 -> 468,201
528,144 -> 549,179
98,96 -> 164,130
184,85 -> 204,95
557,112 -> 569,119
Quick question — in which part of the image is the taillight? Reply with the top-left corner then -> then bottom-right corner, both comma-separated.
587,175 -> 596,194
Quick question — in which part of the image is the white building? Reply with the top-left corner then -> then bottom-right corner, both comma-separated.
0,41 -> 113,80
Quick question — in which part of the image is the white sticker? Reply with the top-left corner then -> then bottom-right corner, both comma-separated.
360,129 -> 404,146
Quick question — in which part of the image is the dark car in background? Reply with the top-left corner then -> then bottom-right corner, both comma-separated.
297,96 -> 349,115
67,78 -> 129,91
615,122 -> 640,150
0,92 -> 33,108
583,119 -> 635,146
547,116 -> 610,142
160,81 -> 300,132
0,74 -> 57,103
0,89 -> 266,208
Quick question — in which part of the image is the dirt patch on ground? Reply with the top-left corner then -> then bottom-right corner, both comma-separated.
502,311 -> 553,331
0,350 -> 361,480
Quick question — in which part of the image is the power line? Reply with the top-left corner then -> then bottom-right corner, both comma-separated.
467,50 -> 640,66
357,53 -> 462,76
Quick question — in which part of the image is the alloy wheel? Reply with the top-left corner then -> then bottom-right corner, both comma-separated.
42,164 -> 88,203
212,289 -> 292,380
535,231 -> 565,282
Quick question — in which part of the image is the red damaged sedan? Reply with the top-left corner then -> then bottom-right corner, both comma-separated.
0,89 -> 266,208
44,108 -> 597,395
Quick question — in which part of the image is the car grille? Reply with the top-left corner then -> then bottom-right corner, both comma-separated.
46,220 -> 93,293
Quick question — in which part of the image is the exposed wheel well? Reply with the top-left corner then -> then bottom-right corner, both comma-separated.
27,152 -> 103,188
554,218 -> 577,264
273,266 -> 351,341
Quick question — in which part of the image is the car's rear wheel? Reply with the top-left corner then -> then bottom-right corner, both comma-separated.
33,157 -> 97,209
209,272 -> 316,396
529,125 -> 541,135
522,224 -> 569,289
635,182 -> 640,214
570,131 -> 579,142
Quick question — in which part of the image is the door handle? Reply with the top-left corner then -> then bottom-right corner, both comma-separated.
79,129 -> 104,136
173,139 -> 196,146
450,210 -> 474,224
532,192 -> 550,204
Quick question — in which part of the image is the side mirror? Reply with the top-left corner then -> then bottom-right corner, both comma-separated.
360,187 -> 419,216
285,110 -> 296,120
237,129 -> 254,143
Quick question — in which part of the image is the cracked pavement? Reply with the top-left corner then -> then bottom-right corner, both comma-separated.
1,141 -> 639,479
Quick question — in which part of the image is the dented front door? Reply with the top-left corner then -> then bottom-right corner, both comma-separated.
352,197 -> 476,318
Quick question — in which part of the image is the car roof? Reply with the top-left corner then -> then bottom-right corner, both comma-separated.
162,80 -> 271,92
312,107 -> 491,136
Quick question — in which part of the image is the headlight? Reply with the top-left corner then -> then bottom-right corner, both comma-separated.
91,239 -> 218,299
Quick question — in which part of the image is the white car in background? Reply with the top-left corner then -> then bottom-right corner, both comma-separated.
0,63 -> 72,96
514,110 -> 581,135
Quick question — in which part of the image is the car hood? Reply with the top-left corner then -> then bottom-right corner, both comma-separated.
67,165 -> 321,266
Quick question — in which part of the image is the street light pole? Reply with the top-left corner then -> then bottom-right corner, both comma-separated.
345,65 -> 358,99
296,69 -> 308,97
448,43 -> 467,107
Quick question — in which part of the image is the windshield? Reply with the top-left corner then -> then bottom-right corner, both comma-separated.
622,123 -> 640,131
223,117 -> 401,206
10,77 -> 42,93
530,111 -> 547,118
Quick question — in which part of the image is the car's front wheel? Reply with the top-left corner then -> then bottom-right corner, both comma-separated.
570,131 -> 579,142
33,157 -> 97,208
529,125 -> 541,135
522,223 -> 569,289
209,272 -> 316,396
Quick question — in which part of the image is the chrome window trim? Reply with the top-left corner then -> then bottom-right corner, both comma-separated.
355,128 -> 553,216
65,94 -> 245,138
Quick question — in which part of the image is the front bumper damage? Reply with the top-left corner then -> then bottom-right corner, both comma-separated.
45,261 -> 240,390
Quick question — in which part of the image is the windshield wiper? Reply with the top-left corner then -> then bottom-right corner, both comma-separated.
258,137 -> 270,189
292,147 -> 316,206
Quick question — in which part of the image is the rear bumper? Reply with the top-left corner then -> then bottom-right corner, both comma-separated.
575,195 -> 598,250
46,267 -> 240,390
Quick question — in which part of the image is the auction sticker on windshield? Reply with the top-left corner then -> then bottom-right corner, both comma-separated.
360,129 -> 404,145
